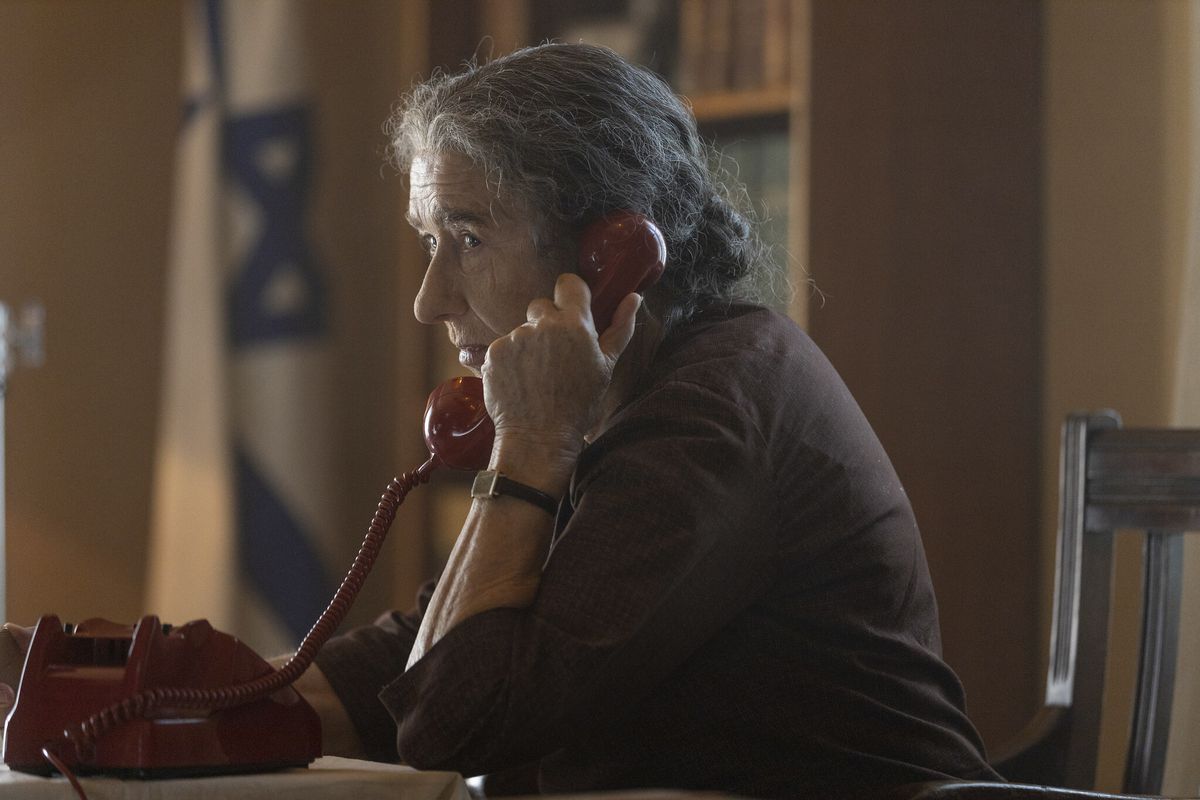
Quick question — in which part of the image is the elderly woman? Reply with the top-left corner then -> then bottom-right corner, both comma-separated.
305,42 -> 999,798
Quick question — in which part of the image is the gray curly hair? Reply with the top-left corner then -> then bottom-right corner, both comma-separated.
387,42 -> 783,330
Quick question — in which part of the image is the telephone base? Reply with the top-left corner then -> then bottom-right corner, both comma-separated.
2,615 -> 322,778
15,757 -> 313,781
18,758 -> 313,781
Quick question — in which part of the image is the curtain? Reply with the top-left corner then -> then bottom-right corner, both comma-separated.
1164,1 -> 1200,794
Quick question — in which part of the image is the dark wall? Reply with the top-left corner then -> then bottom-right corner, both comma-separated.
808,0 -> 1043,746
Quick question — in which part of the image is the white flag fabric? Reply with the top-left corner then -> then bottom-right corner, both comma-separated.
148,0 -> 338,657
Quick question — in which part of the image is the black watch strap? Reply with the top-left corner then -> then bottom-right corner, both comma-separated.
471,470 -> 559,516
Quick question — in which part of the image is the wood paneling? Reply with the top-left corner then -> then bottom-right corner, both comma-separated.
0,2 -> 179,624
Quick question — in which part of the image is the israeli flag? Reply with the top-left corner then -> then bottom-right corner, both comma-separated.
148,0 -> 337,656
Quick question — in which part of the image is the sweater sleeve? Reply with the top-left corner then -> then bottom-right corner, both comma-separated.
313,579 -> 437,761
380,379 -> 778,776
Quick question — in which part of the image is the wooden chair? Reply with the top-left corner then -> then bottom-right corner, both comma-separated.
899,410 -> 1200,799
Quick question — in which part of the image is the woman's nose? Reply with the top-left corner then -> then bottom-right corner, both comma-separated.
413,251 -> 466,324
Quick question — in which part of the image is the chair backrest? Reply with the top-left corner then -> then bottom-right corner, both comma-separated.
994,410 -> 1200,794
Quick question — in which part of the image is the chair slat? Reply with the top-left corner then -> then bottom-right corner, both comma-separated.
1088,429 -> 1200,479
1086,503 -> 1200,532
995,411 -> 1200,797
1123,531 -> 1183,796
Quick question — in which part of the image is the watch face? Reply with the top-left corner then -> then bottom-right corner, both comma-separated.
471,470 -> 501,498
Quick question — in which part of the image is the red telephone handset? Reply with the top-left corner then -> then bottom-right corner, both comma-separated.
2,211 -> 665,792
424,210 -> 666,471
577,209 -> 666,333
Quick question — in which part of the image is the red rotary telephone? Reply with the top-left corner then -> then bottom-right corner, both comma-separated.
2,211 -> 666,786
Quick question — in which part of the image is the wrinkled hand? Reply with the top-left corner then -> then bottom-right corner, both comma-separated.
0,623 -> 31,728
482,273 -> 640,459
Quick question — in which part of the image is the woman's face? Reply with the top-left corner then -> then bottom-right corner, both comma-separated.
407,151 -> 564,374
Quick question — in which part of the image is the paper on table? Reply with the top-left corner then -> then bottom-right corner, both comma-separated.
0,756 -> 470,800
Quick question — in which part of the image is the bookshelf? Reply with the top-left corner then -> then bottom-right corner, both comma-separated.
686,86 -> 792,122
682,0 -> 812,329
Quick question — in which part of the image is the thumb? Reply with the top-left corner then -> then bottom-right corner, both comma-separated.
597,292 -> 642,364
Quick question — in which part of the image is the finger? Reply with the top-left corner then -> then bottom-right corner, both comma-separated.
525,297 -> 557,323
553,273 -> 592,319
598,292 -> 642,363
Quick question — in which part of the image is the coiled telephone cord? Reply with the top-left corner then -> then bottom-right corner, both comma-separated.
44,458 -> 438,799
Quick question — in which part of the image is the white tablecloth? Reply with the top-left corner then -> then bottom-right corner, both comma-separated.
0,756 -> 470,799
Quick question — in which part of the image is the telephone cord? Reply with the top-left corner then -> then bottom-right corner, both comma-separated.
44,457 -> 438,794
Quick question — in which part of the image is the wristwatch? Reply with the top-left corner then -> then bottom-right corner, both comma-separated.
471,470 -> 559,516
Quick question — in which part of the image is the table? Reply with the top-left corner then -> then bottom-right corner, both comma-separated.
0,756 -> 470,799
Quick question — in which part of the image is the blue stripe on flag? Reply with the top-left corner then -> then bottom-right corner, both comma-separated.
180,1 -> 219,135
181,95 -> 206,130
204,0 -> 226,95
234,447 -> 332,641
225,107 -> 328,347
